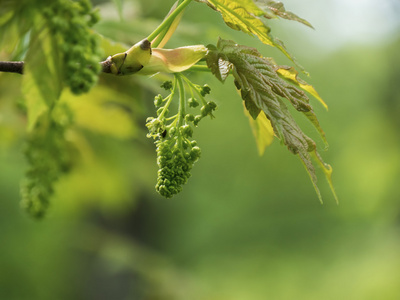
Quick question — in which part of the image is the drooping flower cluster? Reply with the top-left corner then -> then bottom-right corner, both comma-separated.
154,128 -> 201,198
43,0 -> 102,94
146,76 -> 217,198
20,105 -> 76,218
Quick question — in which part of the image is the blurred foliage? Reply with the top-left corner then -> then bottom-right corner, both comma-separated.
1,0 -> 400,299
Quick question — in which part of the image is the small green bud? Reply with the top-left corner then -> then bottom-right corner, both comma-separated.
179,125 -> 193,138
161,81 -> 173,90
154,94 -> 163,107
88,10 -> 100,26
207,101 -> 217,110
193,115 -> 202,126
190,146 -> 201,161
200,105 -> 210,117
201,101 -> 217,117
188,98 -> 199,108
79,0 -> 92,12
200,84 -> 211,96
169,127 -> 177,136
185,114 -> 195,122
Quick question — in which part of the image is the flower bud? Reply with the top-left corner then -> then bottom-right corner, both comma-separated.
137,45 -> 208,75
188,98 -> 199,108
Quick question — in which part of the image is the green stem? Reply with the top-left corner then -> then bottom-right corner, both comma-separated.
159,77 -> 178,119
147,0 -> 193,43
175,74 -> 186,128
186,64 -> 211,72
180,74 -> 207,106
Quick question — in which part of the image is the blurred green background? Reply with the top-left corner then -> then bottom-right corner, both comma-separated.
1,0 -> 400,299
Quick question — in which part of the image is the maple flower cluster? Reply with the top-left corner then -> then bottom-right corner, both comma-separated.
146,78 -> 217,198
21,106 -> 76,218
43,0 -> 102,94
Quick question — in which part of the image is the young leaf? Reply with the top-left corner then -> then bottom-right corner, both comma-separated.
22,21 -> 62,131
206,38 -> 335,202
276,65 -> 327,109
111,0 -> 124,21
59,87 -> 137,140
198,0 -> 307,73
137,45 -> 208,75
245,106 -> 275,155
255,0 -> 314,28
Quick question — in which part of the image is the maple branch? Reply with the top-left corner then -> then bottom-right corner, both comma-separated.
0,60 -> 114,75
0,61 -> 24,74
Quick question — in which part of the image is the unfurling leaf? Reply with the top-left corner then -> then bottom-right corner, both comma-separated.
199,0 -> 308,73
206,38 -> 335,202
137,45 -> 208,75
255,0 -> 314,28
276,65 -> 327,109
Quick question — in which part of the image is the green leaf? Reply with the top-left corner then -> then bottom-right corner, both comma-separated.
206,38 -> 335,202
205,44 -> 233,81
137,45 -> 208,75
312,150 -> 339,204
274,64 -> 328,146
255,0 -> 314,28
59,87 -> 137,139
244,105 -> 274,155
200,0 -> 307,73
98,33 -> 128,57
22,21 -> 62,131
276,65 -> 327,109
111,0 -> 124,21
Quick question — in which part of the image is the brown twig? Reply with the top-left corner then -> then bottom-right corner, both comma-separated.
0,61 -> 24,74
0,60 -> 113,75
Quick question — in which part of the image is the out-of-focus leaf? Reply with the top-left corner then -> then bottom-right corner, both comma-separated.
200,0 -> 307,74
22,21 -> 62,131
245,106 -> 275,155
0,0 -> 36,51
60,86 -> 137,139
206,38 -> 335,202
255,0 -> 314,28
111,0 -> 124,21
98,33 -> 129,58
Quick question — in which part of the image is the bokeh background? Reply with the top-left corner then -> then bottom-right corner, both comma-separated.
1,0 -> 400,299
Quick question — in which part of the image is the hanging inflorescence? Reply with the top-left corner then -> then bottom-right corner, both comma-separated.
146,75 -> 217,198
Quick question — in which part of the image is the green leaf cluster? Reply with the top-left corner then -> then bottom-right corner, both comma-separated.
4,0 -> 107,217
0,0 -> 337,214
20,106 -> 77,218
197,0 -> 309,72
255,0 -> 314,28
43,0 -> 103,94
206,38 -> 337,202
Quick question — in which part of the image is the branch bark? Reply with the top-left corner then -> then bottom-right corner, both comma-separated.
0,60 -> 113,75
0,61 -> 24,74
